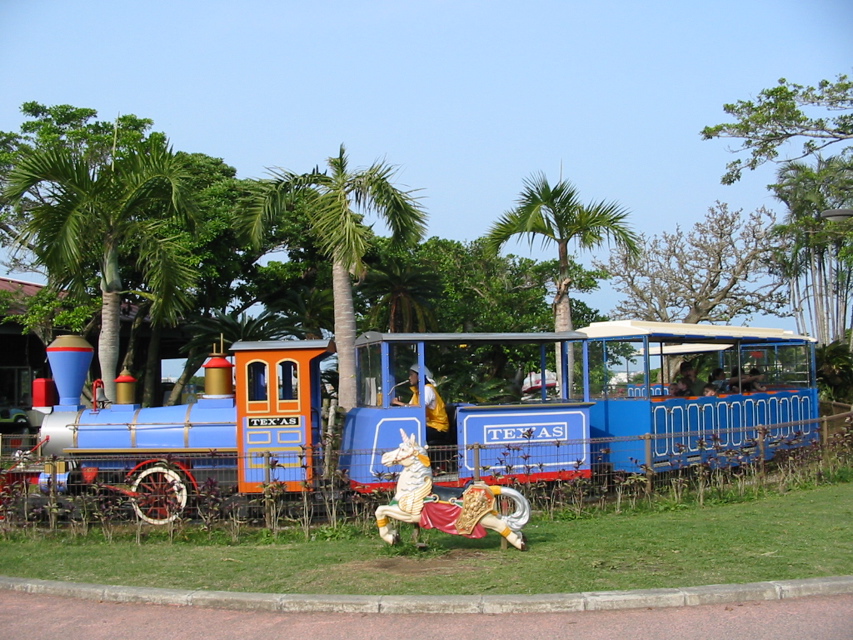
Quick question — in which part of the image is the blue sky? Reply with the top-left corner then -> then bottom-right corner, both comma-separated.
1,0 -> 851,329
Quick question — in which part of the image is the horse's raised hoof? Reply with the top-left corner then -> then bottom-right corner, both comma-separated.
380,531 -> 399,545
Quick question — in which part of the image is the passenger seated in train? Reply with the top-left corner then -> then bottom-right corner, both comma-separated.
674,361 -> 705,396
728,368 -> 744,393
709,368 -> 728,393
669,379 -> 689,396
703,383 -> 717,397
741,368 -> 767,393
728,367 -> 760,394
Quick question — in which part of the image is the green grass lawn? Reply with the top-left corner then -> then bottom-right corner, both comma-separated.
1,483 -> 850,596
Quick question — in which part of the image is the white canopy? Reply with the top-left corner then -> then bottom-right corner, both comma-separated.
577,320 -> 816,344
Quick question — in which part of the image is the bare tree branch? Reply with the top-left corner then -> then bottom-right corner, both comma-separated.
597,203 -> 789,324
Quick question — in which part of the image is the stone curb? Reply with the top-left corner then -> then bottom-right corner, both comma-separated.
1,575 -> 851,614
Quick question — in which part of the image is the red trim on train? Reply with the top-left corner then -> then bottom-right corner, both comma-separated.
349,469 -> 592,493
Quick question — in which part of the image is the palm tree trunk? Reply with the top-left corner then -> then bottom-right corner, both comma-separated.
120,300 -> 152,372
167,347 -> 206,406
99,289 -> 121,402
811,247 -> 827,343
554,242 -> 575,395
332,260 -> 358,410
554,290 -> 574,396
142,324 -> 161,407
554,291 -> 572,332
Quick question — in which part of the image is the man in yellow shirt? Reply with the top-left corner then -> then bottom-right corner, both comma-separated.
393,365 -> 450,441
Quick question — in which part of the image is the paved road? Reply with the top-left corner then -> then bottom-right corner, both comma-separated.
1,590 -> 852,640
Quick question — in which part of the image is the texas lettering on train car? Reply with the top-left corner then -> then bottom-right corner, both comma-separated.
247,417 -> 300,427
484,425 -> 568,442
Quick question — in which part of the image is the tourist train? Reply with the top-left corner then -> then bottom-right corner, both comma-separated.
2,321 -> 819,525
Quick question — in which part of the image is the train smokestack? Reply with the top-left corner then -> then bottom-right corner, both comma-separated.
46,335 -> 94,409
203,353 -> 234,396
115,369 -> 137,405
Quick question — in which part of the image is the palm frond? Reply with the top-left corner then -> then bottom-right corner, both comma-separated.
182,308 -> 297,355
133,221 -> 197,325
486,172 -> 638,258
240,169 -> 327,247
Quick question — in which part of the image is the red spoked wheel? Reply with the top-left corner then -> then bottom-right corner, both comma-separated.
131,465 -> 188,525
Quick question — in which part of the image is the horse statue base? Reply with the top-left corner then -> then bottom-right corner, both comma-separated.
375,430 -> 530,551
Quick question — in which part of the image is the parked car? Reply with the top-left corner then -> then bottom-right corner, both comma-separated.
0,406 -> 31,434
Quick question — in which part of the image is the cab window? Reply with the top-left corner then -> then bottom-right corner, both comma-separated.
278,360 -> 298,401
247,361 -> 268,401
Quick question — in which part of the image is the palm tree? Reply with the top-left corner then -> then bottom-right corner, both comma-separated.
4,137 -> 196,402
485,172 -> 639,333
267,286 -> 335,340
771,155 -> 853,345
244,145 -> 427,409
184,308 -> 298,349
166,308 -> 298,405
360,255 -> 439,333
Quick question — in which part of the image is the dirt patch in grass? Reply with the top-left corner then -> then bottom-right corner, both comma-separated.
345,549 -> 488,576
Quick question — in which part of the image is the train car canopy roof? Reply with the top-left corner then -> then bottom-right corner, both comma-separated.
354,331 -> 587,347
231,339 -> 335,352
576,320 -> 816,344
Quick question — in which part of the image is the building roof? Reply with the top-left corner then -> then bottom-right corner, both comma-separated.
0,277 -> 45,315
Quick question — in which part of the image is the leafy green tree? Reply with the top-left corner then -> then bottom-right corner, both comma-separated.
816,339 -> 853,402
168,153 -> 261,314
14,102 -> 154,158
4,136 -> 197,402
406,237 -> 607,402
170,153 -> 329,317
1,103 -> 157,258
417,237 -> 551,333
701,74 -> 853,184
485,172 -> 639,334
244,144 -> 427,409
249,240 -> 332,319
0,286 -> 98,347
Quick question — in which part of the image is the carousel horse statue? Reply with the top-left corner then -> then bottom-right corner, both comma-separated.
375,429 -> 530,550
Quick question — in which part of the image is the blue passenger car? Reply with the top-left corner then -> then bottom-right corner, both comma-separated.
570,321 -> 819,473
339,331 -> 593,489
